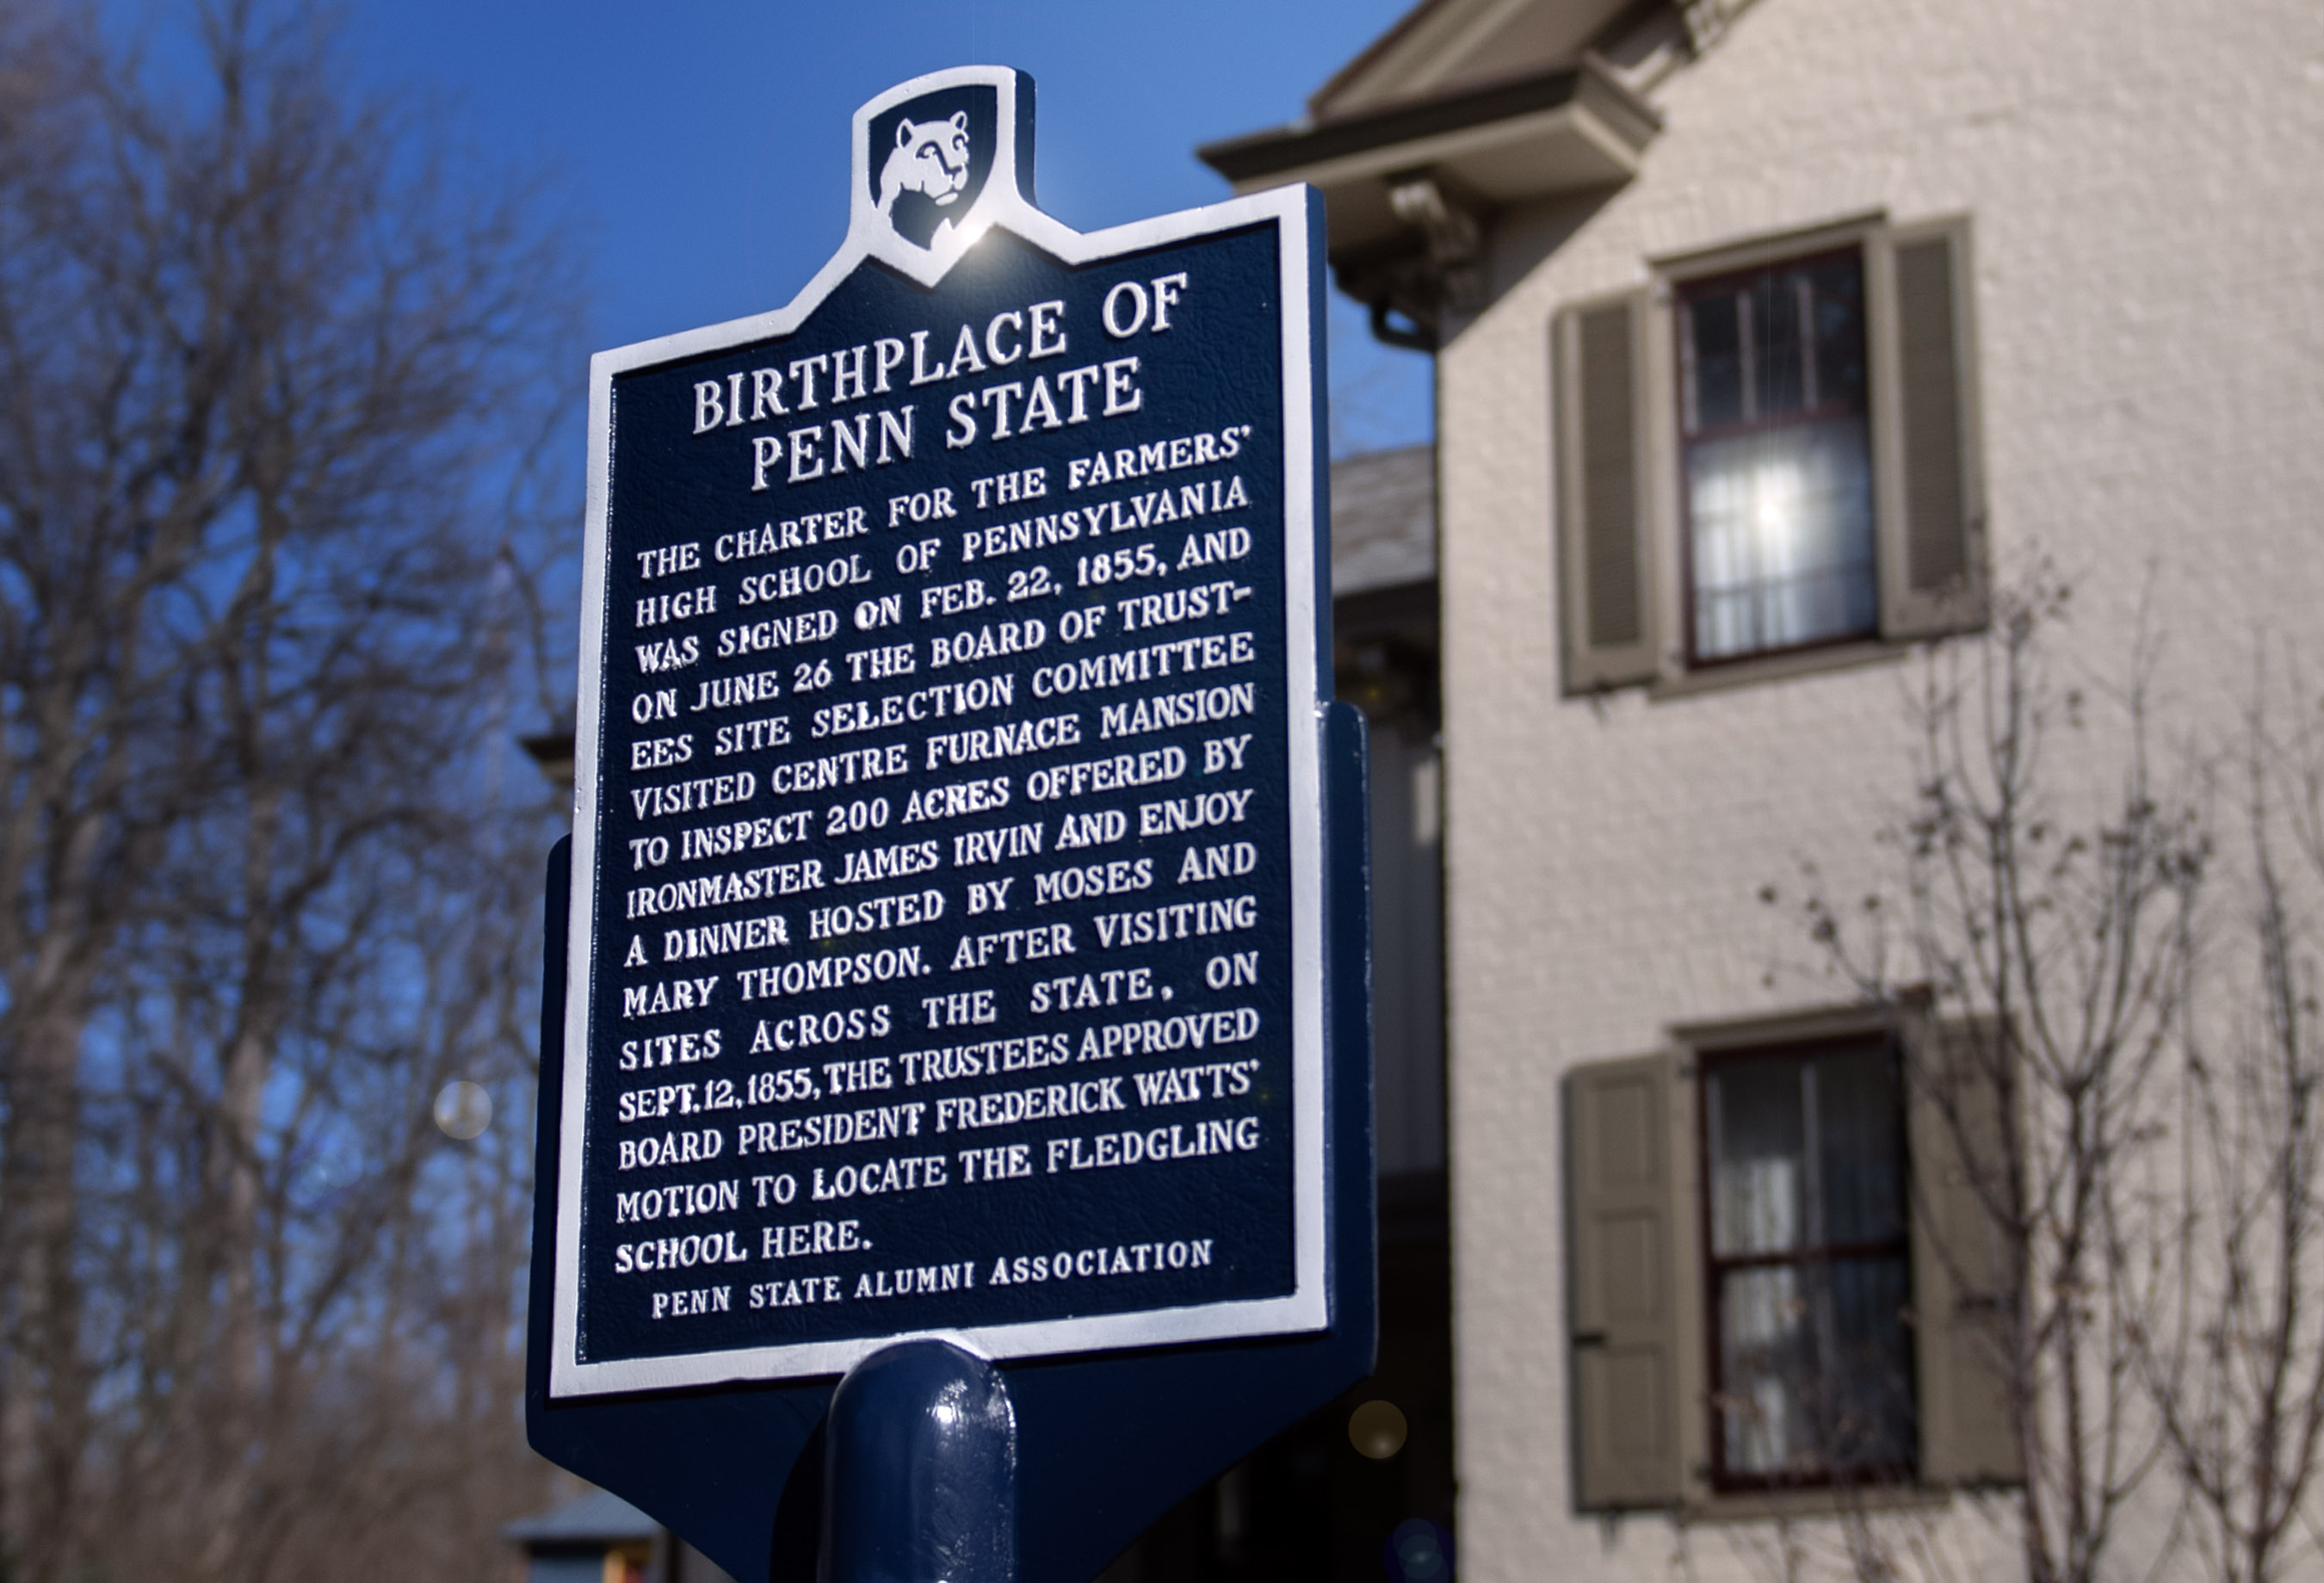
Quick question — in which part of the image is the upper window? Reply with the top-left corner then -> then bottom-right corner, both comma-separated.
1554,218 -> 1987,693
1702,1038 -> 1913,1487
1677,252 -> 1875,664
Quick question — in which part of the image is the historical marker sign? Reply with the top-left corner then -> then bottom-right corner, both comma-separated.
528,68 -> 1370,1575
548,65 -> 1340,1402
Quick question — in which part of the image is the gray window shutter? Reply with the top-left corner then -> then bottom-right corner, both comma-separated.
1877,220 -> 1988,640
1554,292 -> 1660,690
1565,1051 -> 1688,1509
1904,1016 -> 2024,1486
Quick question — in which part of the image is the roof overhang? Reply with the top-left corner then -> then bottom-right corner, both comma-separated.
1199,58 -> 1658,262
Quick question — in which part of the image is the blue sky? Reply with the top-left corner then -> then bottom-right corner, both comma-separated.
329,0 -> 1435,456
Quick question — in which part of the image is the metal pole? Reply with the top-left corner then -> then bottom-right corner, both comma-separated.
819,1339 -> 1017,1583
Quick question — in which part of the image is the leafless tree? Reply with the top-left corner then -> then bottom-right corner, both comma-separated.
0,1 -> 577,1577
2121,657 -> 2324,1583
1770,562 -> 2208,1583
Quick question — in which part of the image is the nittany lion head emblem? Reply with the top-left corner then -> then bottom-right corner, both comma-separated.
863,82 -> 1001,251
881,113 -> 972,219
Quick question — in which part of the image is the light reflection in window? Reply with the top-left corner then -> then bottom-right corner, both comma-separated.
1678,252 -> 1876,663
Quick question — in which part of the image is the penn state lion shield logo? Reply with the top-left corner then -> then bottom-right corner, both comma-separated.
866,85 -> 998,250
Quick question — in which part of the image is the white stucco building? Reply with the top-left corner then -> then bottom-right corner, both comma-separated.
1206,0 -> 2324,1577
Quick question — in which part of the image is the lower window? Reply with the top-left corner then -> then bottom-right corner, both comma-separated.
1702,1037 -> 1915,1488
1563,1013 -> 2019,1512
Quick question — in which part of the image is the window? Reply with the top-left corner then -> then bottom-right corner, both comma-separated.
1702,1038 -> 1912,1487
1563,1011 -> 2020,1514
1678,253 -> 1875,664
1554,218 -> 1986,692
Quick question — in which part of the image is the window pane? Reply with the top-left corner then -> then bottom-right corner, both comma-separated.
1814,1047 -> 1905,1245
1709,1060 -> 1804,1256
1717,1258 -> 1917,1481
1802,256 -> 1868,410
1685,293 -> 1746,431
1823,1256 -> 1918,1472
1751,273 -> 1804,419
1718,1265 -> 1814,1475
1687,417 -> 1876,659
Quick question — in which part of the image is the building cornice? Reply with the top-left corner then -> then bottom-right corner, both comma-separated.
1198,56 -> 1660,349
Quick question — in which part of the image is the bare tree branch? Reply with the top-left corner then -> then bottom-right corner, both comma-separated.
0,2 -> 578,1576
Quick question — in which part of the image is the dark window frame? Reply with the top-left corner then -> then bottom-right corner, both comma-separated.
1672,244 -> 1881,672
1693,1032 -> 1920,1494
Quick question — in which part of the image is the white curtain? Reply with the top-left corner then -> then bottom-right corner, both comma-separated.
1689,417 -> 1876,661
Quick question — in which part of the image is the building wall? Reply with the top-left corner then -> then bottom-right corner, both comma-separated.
1435,0 -> 2324,1578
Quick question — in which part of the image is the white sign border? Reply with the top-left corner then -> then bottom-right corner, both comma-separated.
552,67 -> 1329,1400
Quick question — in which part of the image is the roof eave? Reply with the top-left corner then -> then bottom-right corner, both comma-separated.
1198,56 -> 1659,195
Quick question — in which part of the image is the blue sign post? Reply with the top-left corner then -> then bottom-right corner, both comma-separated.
528,66 -> 1372,1582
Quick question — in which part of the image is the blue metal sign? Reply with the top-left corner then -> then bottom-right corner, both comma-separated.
529,66 -> 1372,1582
